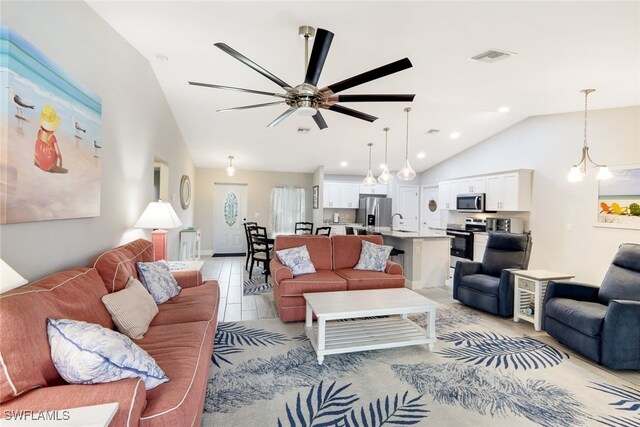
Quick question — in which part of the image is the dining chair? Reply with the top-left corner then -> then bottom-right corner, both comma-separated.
295,222 -> 314,235
315,226 -> 331,236
243,221 -> 257,271
248,225 -> 271,282
345,226 -> 354,235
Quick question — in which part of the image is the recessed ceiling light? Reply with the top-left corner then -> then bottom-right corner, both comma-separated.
340,161 -> 348,167
450,132 -> 461,139
417,152 -> 426,159
498,106 -> 510,113
379,163 -> 386,169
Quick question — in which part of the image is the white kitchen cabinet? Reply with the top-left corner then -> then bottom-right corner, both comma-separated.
359,183 -> 387,195
485,171 -> 532,211
473,233 -> 488,262
438,180 -> 459,210
323,182 -> 341,208
459,177 -> 486,194
340,183 -> 360,209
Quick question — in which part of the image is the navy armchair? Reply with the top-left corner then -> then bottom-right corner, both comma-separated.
453,232 -> 532,316
543,243 -> 640,369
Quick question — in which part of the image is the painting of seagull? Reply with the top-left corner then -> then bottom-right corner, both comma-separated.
93,140 -> 102,158
72,115 -> 86,138
7,86 -> 35,118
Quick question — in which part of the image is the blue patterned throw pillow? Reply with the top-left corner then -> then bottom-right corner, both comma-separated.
136,260 -> 181,304
276,245 -> 316,276
47,318 -> 169,390
354,240 -> 393,272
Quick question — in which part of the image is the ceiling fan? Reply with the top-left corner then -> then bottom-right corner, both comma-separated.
189,26 -> 415,129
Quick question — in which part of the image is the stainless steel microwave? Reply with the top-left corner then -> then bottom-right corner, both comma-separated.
456,193 -> 485,212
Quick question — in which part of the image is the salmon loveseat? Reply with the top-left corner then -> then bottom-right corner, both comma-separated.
270,235 -> 405,322
0,239 -> 219,426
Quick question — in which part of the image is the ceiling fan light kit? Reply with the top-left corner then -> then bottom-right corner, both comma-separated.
567,89 -> 611,182
397,107 -> 417,181
189,25 -> 415,129
377,127 -> 391,184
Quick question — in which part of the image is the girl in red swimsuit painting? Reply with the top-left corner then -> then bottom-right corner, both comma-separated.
34,104 -> 66,173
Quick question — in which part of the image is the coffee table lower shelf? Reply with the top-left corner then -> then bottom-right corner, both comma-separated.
305,317 -> 435,364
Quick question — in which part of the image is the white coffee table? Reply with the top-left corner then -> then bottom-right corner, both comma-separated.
304,288 -> 438,364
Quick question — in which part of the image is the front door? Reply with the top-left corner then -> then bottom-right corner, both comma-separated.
396,184 -> 419,231
213,183 -> 247,255
421,185 -> 442,233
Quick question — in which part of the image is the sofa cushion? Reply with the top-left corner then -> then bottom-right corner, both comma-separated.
136,321 -> 216,427
136,260 -> 181,304
102,277 -> 158,339
0,268 -> 114,403
598,243 -> 640,304
47,318 -> 169,390
274,236 -> 332,271
276,245 -> 316,276
93,239 -> 155,293
353,240 -> 393,272
278,271 -> 347,297
332,235 -> 384,270
459,274 -> 501,295
334,268 -> 405,290
545,298 -> 608,337
150,281 -> 219,326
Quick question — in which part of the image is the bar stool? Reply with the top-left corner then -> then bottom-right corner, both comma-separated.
390,247 -> 405,271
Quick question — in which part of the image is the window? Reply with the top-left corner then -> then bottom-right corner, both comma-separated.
270,186 -> 306,235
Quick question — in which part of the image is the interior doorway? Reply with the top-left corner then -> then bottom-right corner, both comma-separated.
213,183 -> 248,256
396,184 -> 419,231
421,185 -> 442,233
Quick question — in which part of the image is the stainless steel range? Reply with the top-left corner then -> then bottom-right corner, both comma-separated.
447,218 -> 486,268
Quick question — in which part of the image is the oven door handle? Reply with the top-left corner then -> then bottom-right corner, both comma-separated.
447,230 -> 471,236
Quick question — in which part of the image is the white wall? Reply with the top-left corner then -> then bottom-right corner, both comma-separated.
420,106 -> 640,284
312,167 -> 324,230
0,2 -> 195,281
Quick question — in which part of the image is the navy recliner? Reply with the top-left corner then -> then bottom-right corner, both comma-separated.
543,243 -> 640,370
453,232 -> 532,317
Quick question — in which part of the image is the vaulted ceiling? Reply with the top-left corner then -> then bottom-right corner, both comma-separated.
89,1 -> 640,175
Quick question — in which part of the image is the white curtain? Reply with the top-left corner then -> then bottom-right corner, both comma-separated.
270,186 -> 306,235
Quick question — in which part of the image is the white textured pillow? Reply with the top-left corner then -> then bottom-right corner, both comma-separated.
276,245 -> 316,276
354,240 -> 393,272
47,318 -> 169,390
136,260 -> 181,304
102,277 -> 158,339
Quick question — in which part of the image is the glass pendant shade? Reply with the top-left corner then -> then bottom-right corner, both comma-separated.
226,156 -> 236,177
377,127 -> 391,184
397,107 -> 416,181
567,89 -> 610,182
363,143 -> 377,185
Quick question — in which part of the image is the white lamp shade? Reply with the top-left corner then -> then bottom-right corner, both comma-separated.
1,258 -> 28,293
134,201 -> 182,230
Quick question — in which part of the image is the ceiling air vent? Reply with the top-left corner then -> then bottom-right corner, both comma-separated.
297,127 -> 311,134
469,49 -> 516,63
426,129 -> 440,134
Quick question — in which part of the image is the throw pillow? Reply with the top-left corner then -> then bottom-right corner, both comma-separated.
47,318 -> 169,390
354,240 -> 393,272
101,277 -> 159,339
276,245 -> 316,276
136,260 -> 181,304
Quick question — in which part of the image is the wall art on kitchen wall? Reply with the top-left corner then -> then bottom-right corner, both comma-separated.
596,165 -> 640,230
0,26 -> 102,224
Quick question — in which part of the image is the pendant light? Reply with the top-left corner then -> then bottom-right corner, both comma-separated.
567,89 -> 611,182
377,127 -> 391,183
362,143 -> 377,185
397,107 -> 416,181
226,156 -> 236,177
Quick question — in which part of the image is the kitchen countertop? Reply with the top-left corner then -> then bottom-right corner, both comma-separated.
352,225 -> 452,239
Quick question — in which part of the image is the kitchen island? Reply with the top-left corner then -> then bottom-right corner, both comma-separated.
353,226 -> 452,289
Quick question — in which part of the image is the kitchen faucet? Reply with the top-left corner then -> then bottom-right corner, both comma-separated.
390,213 -> 404,231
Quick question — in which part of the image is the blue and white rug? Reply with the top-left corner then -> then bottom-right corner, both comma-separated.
243,277 -> 273,296
202,304 -> 640,426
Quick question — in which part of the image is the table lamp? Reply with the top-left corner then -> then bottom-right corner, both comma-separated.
134,200 -> 182,261
1,258 -> 28,293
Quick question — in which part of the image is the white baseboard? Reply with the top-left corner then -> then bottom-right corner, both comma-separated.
200,249 -> 213,257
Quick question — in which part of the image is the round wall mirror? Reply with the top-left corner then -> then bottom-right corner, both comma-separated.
180,175 -> 191,209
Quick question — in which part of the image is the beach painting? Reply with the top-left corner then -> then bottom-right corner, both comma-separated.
0,26 -> 101,224
597,165 -> 640,229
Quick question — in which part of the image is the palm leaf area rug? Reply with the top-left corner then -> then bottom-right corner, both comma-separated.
202,304 -> 640,426
243,276 -> 273,296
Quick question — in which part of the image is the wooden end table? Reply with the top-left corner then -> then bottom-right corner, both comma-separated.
303,288 -> 438,365
512,269 -> 575,331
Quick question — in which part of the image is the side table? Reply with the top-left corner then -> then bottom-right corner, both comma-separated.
513,269 -> 575,331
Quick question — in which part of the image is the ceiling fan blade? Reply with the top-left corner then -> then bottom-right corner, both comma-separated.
215,43 -> 293,91
217,101 -> 287,112
188,81 -> 287,98
322,58 -> 413,95
267,107 -> 296,127
333,94 -> 415,103
312,111 -> 328,130
304,28 -> 334,87
326,104 -> 378,122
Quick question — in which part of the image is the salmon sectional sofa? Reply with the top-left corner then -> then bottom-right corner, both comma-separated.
0,239 -> 220,426
270,235 -> 405,322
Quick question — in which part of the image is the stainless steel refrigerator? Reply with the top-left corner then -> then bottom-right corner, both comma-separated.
357,197 -> 393,227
